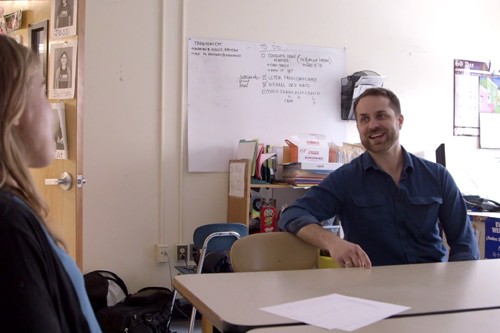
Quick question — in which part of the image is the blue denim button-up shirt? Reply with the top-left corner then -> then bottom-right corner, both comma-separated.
279,147 -> 479,266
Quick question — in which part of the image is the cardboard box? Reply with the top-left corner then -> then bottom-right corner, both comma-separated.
284,134 -> 330,163
469,212 -> 500,259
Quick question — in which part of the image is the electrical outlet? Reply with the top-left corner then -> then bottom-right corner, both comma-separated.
176,244 -> 188,262
155,244 -> 169,263
189,243 -> 198,262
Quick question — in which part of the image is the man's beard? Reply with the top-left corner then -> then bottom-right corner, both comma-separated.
360,128 -> 398,153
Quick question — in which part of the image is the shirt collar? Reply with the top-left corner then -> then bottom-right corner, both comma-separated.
361,146 -> 414,174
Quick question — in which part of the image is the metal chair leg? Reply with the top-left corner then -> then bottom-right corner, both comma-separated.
166,288 -> 178,330
188,306 -> 197,333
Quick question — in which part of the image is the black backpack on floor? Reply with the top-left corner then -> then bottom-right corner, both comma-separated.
84,270 -> 129,314
96,287 -> 173,333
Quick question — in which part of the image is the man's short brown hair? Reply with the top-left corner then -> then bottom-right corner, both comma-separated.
353,87 -> 401,118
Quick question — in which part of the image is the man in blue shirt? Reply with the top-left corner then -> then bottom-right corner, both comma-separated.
279,87 -> 479,268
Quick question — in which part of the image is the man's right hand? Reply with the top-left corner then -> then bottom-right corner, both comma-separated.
297,223 -> 372,268
326,237 -> 372,268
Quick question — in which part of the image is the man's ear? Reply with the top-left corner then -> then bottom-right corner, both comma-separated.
398,114 -> 404,129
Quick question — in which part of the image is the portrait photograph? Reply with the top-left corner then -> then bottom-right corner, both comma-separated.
51,102 -> 68,159
50,0 -> 77,38
48,39 -> 78,99
0,7 -> 6,34
4,9 -> 22,33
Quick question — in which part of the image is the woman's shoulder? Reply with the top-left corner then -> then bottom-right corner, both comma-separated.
0,190 -> 38,231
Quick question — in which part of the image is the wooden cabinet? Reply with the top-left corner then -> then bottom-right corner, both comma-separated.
227,159 -> 305,228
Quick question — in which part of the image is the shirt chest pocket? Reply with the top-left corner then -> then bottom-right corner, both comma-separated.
405,196 -> 443,233
408,196 -> 442,206
351,194 -> 388,232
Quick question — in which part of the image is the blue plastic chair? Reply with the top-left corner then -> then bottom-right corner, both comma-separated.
169,223 -> 248,333
192,223 -> 248,274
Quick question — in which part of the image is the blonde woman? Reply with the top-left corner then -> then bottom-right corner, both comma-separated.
0,35 -> 101,332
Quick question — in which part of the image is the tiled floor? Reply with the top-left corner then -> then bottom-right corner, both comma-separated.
170,292 -> 202,333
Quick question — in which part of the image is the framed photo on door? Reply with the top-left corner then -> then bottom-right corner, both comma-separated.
48,39 -> 78,99
50,0 -> 77,38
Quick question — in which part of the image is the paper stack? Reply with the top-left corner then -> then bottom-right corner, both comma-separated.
282,162 -> 342,187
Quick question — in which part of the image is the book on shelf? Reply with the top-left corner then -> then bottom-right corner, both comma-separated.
237,139 -> 277,183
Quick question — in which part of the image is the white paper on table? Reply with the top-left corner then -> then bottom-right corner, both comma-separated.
260,293 -> 410,331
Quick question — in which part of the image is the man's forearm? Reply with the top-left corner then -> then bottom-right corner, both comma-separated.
297,223 -> 340,250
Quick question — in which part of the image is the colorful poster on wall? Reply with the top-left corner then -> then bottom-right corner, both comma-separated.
485,216 -> 500,259
453,59 -> 500,141
453,59 -> 490,136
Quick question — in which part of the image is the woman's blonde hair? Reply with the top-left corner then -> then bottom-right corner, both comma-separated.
0,35 -> 52,229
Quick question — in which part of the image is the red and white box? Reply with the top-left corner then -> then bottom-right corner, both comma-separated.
284,134 -> 330,163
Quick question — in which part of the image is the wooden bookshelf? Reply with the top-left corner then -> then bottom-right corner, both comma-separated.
227,159 -> 310,226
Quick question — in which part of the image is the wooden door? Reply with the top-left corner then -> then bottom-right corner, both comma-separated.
31,99 -> 81,266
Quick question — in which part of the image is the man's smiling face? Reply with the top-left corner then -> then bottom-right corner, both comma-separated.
355,95 -> 404,154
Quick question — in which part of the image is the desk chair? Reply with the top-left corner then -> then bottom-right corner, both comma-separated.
171,223 -> 248,333
230,231 -> 318,272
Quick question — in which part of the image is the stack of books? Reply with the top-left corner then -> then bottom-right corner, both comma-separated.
282,162 -> 342,187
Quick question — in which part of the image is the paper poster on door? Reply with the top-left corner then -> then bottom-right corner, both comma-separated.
48,39 -> 77,99
50,0 -> 77,38
52,102 -> 68,159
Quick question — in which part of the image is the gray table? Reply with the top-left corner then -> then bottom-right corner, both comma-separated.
173,259 -> 500,332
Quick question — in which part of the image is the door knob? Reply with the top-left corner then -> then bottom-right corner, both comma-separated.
44,172 -> 72,191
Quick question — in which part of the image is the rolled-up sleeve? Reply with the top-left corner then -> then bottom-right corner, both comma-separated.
279,173 -> 343,235
279,207 -> 321,234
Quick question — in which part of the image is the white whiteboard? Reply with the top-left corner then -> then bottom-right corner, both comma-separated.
187,37 -> 346,172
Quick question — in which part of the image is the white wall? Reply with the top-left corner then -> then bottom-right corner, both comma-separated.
83,0 -> 165,291
83,0 -> 500,292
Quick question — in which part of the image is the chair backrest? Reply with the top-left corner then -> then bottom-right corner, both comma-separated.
193,223 -> 248,274
193,223 -> 248,252
230,232 -> 318,272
